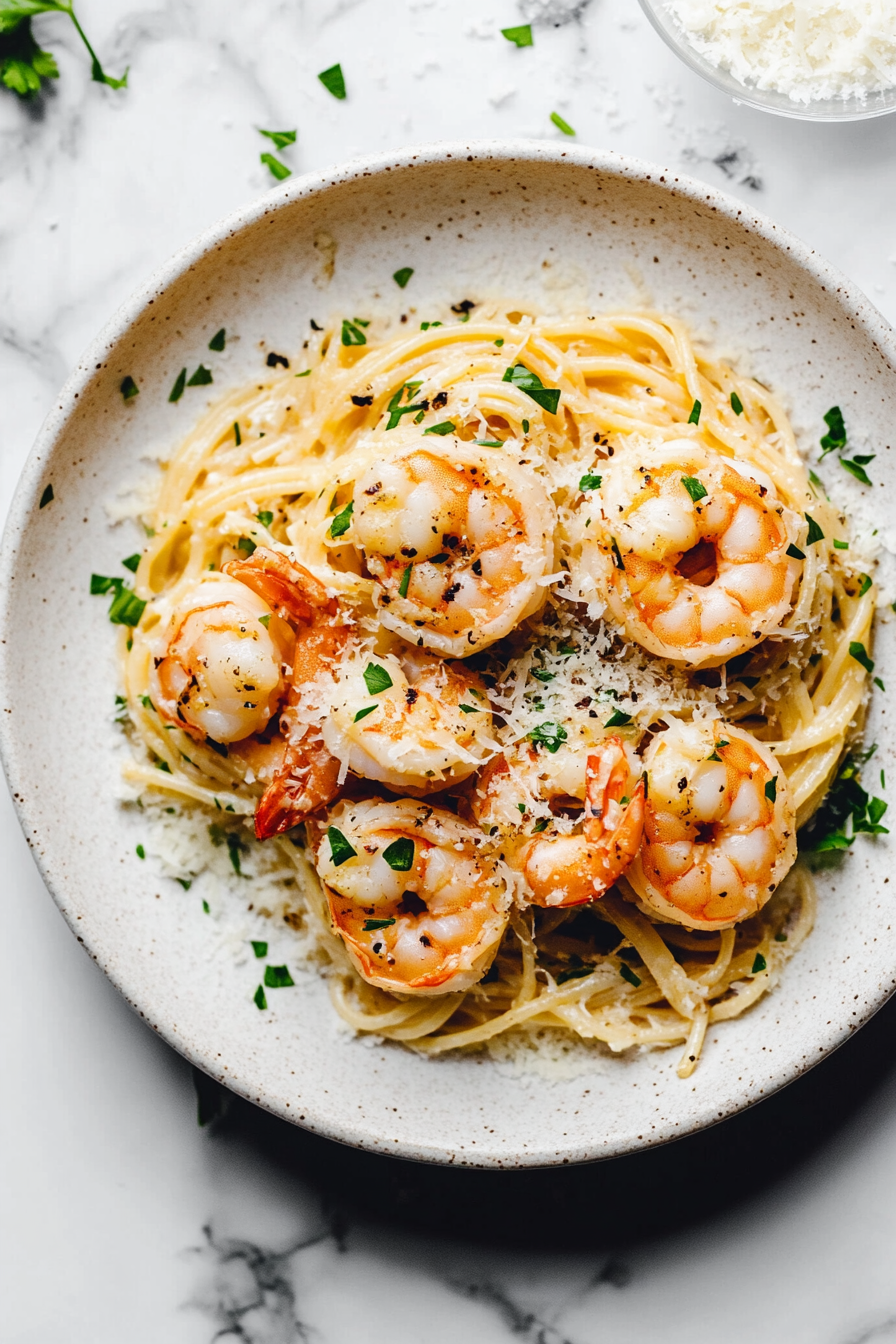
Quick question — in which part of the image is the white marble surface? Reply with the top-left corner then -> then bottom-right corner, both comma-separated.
4,1 -> 896,1340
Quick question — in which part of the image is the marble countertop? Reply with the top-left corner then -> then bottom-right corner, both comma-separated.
4,1 -> 896,1339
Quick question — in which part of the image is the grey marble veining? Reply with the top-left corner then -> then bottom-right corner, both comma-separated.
4,1 -> 896,1340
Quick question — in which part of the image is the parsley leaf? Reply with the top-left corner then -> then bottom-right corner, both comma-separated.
327,826 -> 357,866
260,152 -> 290,181
393,266 -> 414,289
251,940 -> 268,958
169,368 -> 187,403
364,918 -> 396,931
254,984 -> 267,1010
187,365 -> 213,387
264,964 -> 294,988
688,399 -> 701,425
120,375 -> 138,401
528,721 -> 568,754
256,510 -> 273,528
502,23 -> 533,46
341,318 -> 367,347
841,455 -> 874,486
730,391 -> 744,415
619,962 -> 642,987
556,964 -> 594,984
820,405 -> 846,456
850,641 -> 874,675
579,473 -> 602,491
604,709 -> 632,728
0,4 -> 127,95
423,420 -> 455,436
681,475 -> 707,503
328,500 -> 353,539
122,553 -> 140,573
382,837 -> 414,871
805,514 -> 824,544
353,705 -> 377,722
765,776 -> 778,803
799,748 -> 889,851
786,543 -> 806,560
502,363 -> 561,415
385,383 -> 427,428
259,128 -> 296,151
318,62 -> 346,99
363,662 -> 393,695
398,564 -> 412,598
208,328 -> 226,351
550,110 -> 575,135
751,953 -> 767,974
39,483 -> 53,508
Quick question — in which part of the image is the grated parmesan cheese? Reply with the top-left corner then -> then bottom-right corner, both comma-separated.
666,0 -> 896,104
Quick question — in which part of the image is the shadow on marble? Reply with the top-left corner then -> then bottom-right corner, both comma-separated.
192,987 -> 896,1251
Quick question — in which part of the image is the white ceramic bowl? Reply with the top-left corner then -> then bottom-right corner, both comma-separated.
638,0 -> 896,122
2,141 -> 895,1167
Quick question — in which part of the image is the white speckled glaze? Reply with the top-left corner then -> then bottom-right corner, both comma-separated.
1,140 -> 893,1168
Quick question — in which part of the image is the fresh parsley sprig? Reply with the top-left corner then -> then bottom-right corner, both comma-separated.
1,1 -> 127,99
799,748 -> 888,852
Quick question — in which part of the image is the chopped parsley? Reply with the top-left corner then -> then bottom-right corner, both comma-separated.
385,382 -> 427,428
859,574 -> 872,597
252,940 -> 268,958
187,365 -> 213,387
502,363 -> 561,415
225,832 -> 244,876
529,721 -> 568,754
556,964 -> 594,984
237,537 -> 256,557
550,110 -> 575,135
363,662 -> 393,694
39,483 -> 53,508
0,3 -> 127,98
730,391 -> 744,415
122,553 -> 140,573
393,266 -> 414,289
786,543 -> 806,560
751,953 -> 767,974
833,538 -> 848,550
91,573 -> 146,627
805,514 -> 824,544
687,399 -> 702,425
264,964 -> 294,988
459,703 -> 480,713
799,748 -> 888,852
841,455 -> 875,486
256,510 -> 273,527
604,709 -> 633,728
136,844 -> 145,859
341,318 -> 367,347
258,614 -> 271,628
382,837 -> 414,871
532,818 -> 550,833
681,475 -> 707,503
532,669 -> 555,683
364,918 -> 396,931
208,328 -> 226,351
494,338 -> 505,347
522,419 -> 530,434
850,641 -> 874,675
398,565 -> 412,598
120,375 -> 139,401
318,62 -> 346,99
328,826 -> 356,866
820,405 -> 846,455
329,500 -> 354,538
579,473 -> 602,491
169,368 -> 187,403
254,985 -> 267,1010
354,705 -> 377,722
423,420 -> 455,436
765,776 -> 778,803
260,152 -> 290,180
259,128 -> 296,151
619,962 -> 641,988
176,878 -> 192,890
501,23 -> 533,46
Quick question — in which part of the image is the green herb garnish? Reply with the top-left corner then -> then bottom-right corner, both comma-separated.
398,564 -> 412,598
859,574 -> 872,597
501,23 -> 533,46
252,940 -> 268,958
364,918 -> 396,931
805,514 -> 824,544
256,510 -> 273,527
550,110 -> 575,135
532,669 -> 554,683
604,709 -> 633,728
318,62 -> 346,99
841,455 -> 875,486
786,543 -> 806,560
39,483 -> 53,508
341,318 -> 367,347
681,475 -> 707,503
502,363 -> 561,415
556,964 -> 594,984
385,382 -> 427,428
423,421 -> 455,436
765,777 -> 778,803
393,267 -> 414,289
0,2 -> 127,99
120,375 -> 138,401
327,826 -> 356,866
187,365 -> 213,387
619,962 -> 641,987
799,748 -> 889,851
328,500 -> 354,539
264,964 -> 294,988
528,721 -> 568,754
136,844 -> 145,859
382,837 -> 414,871
688,399 -> 701,425
260,152 -> 290,180
850,641 -> 874,674
122,553 -> 140,573
730,391 -> 743,415
820,405 -> 846,455
237,537 -> 256,557
169,368 -> 187,403
353,705 -> 377,722
751,953 -> 767,974
259,128 -> 296,151
833,538 -> 848,549
208,328 -> 226,352
579,473 -> 602,491
363,662 -> 393,695
254,985 -> 267,1010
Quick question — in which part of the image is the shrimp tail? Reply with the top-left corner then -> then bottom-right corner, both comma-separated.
224,546 -> 335,626
255,727 -> 341,840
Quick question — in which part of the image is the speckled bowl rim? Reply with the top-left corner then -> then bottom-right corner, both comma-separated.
2,139 -> 895,1167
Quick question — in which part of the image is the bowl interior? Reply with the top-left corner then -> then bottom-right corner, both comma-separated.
638,0 -> 896,122
2,142 -> 896,1166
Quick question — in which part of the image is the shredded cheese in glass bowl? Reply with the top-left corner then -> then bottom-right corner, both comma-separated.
638,0 -> 896,121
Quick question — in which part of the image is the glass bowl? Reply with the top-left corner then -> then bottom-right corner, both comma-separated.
638,0 -> 896,122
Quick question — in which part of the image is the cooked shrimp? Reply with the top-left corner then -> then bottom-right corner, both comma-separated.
317,798 -> 511,994
472,736 -> 644,907
583,440 -> 803,668
322,644 -> 499,795
150,548 -> 347,838
224,548 -> 349,839
338,432 -> 556,657
149,573 -> 290,743
626,719 -> 796,930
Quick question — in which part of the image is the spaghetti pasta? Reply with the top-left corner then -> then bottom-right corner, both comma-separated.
114,304 -> 876,1075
